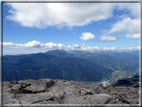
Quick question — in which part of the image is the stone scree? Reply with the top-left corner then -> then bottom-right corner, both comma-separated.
2,78 -> 140,106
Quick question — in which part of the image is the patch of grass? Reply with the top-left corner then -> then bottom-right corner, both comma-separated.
130,83 -> 139,87
16,88 -> 37,94
10,81 -> 18,84
9,83 -> 46,95
10,85 -> 42,94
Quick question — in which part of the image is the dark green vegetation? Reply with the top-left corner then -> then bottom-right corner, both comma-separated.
3,49 -> 139,83
111,73 -> 139,87
3,50 -> 113,82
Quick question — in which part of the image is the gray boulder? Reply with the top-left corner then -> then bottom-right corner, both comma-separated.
11,84 -> 21,91
80,88 -> 93,96
101,86 -> 139,104
46,80 -> 55,88
53,90 -> 65,102
16,92 -> 53,105
3,92 -> 20,104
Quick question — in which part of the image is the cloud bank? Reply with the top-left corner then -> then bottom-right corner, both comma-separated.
2,40 -> 140,52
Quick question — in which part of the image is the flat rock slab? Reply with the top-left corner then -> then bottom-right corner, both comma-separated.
31,101 -> 59,105
16,92 -> 53,104
3,92 -> 20,104
3,85 -> 11,92
64,94 -> 111,104
25,85 -> 46,92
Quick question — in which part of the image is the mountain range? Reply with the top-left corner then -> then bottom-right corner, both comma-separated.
3,49 -> 139,82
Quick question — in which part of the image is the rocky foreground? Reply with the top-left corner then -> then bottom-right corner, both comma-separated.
2,78 -> 140,106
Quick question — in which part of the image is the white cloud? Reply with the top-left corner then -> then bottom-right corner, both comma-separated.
107,17 -> 140,39
23,40 -> 44,48
45,42 -> 58,49
82,43 -> 87,48
67,44 -> 81,50
79,32 -> 95,41
117,3 -> 140,18
2,40 -> 140,53
81,45 -> 100,51
103,46 -> 116,50
3,42 -> 14,46
5,3 -> 115,29
108,17 -> 139,34
5,3 -> 140,29
121,46 -> 141,51
100,35 -> 117,41
126,33 -> 140,39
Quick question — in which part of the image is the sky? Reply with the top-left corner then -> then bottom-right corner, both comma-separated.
2,1 -> 141,55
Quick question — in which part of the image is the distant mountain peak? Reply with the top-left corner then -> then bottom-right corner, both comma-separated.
45,49 -> 67,56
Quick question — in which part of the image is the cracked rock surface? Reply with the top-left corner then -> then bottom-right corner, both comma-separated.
2,78 -> 140,106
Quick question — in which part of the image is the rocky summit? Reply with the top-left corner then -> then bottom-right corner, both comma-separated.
2,78 -> 140,106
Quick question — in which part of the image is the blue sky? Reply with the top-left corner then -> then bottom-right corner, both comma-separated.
2,3 -> 140,55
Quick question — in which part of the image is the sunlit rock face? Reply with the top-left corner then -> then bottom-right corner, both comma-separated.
2,78 -> 139,106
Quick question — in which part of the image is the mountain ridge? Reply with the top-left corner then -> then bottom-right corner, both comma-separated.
111,73 -> 140,87
3,49 -> 139,84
